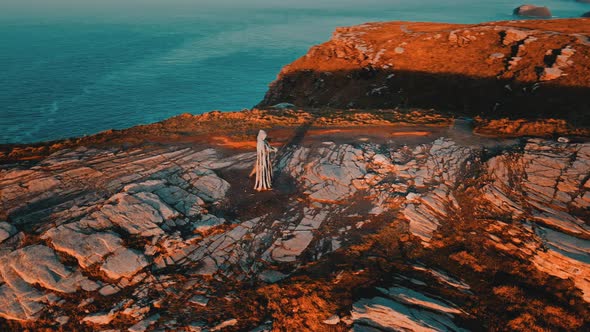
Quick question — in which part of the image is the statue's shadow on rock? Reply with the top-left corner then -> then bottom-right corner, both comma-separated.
271,116 -> 316,195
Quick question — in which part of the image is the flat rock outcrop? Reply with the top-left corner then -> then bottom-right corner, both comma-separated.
258,19 -> 590,125
0,122 -> 588,330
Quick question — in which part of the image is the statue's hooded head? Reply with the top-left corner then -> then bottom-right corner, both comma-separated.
257,130 -> 267,142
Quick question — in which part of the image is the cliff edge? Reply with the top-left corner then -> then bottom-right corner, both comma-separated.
258,19 -> 590,125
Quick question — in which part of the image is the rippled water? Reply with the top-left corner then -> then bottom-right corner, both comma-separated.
1,0 -> 588,143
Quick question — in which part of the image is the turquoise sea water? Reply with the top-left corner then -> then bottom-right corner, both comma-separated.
1,0 -> 589,143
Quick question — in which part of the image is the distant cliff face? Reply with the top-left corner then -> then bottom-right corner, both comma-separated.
258,19 -> 590,125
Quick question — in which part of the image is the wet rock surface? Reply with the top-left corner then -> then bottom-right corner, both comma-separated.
0,127 -> 588,331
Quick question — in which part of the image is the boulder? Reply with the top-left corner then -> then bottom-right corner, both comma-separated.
189,295 -> 209,307
0,222 -> 17,243
271,231 -> 314,262
155,186 -> 204,217
190,171 -> 231,203
540,67 -> 563,81
502,29 -> 529,45
190,214 -> 225,233
258,270 -> 288,283
323,315 -> 340,325
100,193 -> 165,237
0,245 -> 89,321
100,248 -> 148,280
128,314 -> 160,332
513,5 -> 552,18
82,312 -> 115,325
44,225 -> 124,268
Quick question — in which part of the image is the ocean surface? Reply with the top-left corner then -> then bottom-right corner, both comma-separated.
1,0 -> 589,144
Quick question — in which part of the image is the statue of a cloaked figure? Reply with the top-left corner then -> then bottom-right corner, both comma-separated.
251,130 -> 277,191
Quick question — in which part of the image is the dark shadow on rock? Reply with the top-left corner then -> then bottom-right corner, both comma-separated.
6,190 -> 96,232
257,68 -> 590,126
271,114 -> 317,191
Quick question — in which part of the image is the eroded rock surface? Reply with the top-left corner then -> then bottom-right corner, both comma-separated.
0,132 -> 589,330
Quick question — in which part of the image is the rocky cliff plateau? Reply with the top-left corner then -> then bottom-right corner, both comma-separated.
258,19 -> 590,126
1,19 -> 589,332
